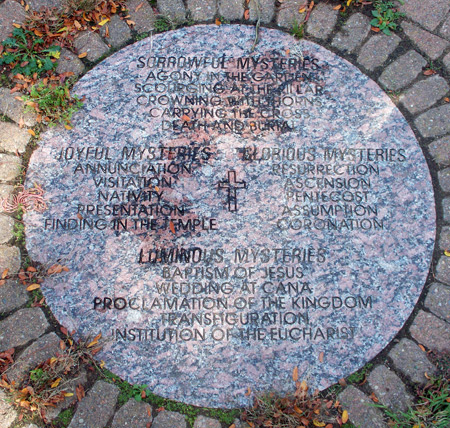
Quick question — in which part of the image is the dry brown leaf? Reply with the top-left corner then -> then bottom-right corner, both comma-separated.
245,386 -> 251,396
333,5 -> 341,9
78,52 -> 87,58
244,9 -> 250,19
169,221 -> 175,234
338,378 -> 347,386
28,129 -> 36,136
370,392 -> 379,403
1,269 -> 8,279
126,20 -> 135,26
419,344 -> 426,352
26,283 -> 40,291
12,23 -> 21,28
51,377 -> 61,388
87,332 -> 102,348
319,351 -> 324,363
215,18 -> 221,25
76,384 -> 85,401
135,2 -> 144,11
371,26 -> 381,32
293,366 -> 299,382
229,424 -> 236,428
424,69 -> 436,76
27,266 -> 37,272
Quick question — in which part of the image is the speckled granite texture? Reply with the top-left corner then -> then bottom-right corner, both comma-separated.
24,25 -> 435,407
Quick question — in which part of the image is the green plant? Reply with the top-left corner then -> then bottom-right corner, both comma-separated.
54,408 -> 74,428
378,376 -> 450,428
22,82 -> 83,126
346,363 -> 373,384
291,20 -> 304,39
154,15 -> 173,32
101,369 -> 239,427
0,28 -> 60,77
371,0 -> 404,35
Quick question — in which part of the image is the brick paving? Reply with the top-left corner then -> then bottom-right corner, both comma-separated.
0,0 -> 449,427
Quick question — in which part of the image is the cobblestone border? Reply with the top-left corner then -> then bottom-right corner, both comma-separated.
0,0 -> 449,427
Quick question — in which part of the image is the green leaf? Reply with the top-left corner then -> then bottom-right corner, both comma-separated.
372,10 -> 381,17
370,18 -> 380,26
43,57 -> 54,71
383,28 -> 391,35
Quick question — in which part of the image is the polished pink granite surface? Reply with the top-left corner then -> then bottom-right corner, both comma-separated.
25,25 -> 435,407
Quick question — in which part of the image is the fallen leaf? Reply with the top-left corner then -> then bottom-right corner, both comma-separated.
12,23 -> 21,28
87,332 -> 102,348
325,425 -> 333,428
26,283 -> 40,291
64,124 -> 72,130
285,49 -> 290,55
293,366 -> 299,381
60,340 -> 66,350
229,424 -> 236,428
126,20 -> 135,25
25,4 -> 29,11
342,410 -> 349,423
215,18 -> 221,25
51,378 -> 61,388
64,392 -> 74,397
77,213 -> 83,220
299,7 -> 306,13
425,372 -> 431,379
98,18 -> 110,26
338,378 -> 347,386
245,386 -> 251,396
1,269 -> 8,279
76,384 -> 85,401
313,421 -> 325,427
371,26 -> 381,32
294,405 -> 303,414
370,392 -> 379,403
181,114 -> 191,122
135,2 -> 144,11
244,9 -> 250,19
169,221 -> 175,234
444,97 -> 450,103
27,266 -> 37,272
0,280 -> 5,286
300,380 -> 308,391
60,326 -> 68,335
333,5 -> 341,9
78,52 -> 87,58
28,129 -> 36,136
319,352 -> 324,363
424,69 -> 436,76
419,344 -> 426,352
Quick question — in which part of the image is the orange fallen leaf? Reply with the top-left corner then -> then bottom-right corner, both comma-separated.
126,20 -> 135,25
285,49 -> 290,55
333,5 -> 341,9
135,2 -> 144,11
245,386 -> 251,396
293,366 -> 299,382
342,410 -> 349,423
313,421 -> 325,427
87,332 -> 102,348
244,9 -> 250,19
215,18 -> 221,25
181,114 -> 191,122
76,384 -> 85,401
1,268 -> 8,279
444,97 -> 450,103
419,344 -> 426,352
59,340 -> 66,350
300,380 -> 308,391
338,378 -> 347,386
424,69 -> 436,76
64,392 -> 74,397
12,23 -> 21,28
27,266 -> 37,272
371,26 -> 381,32
64,124 -> 72,130
26,283 -> 40,291
169,221 -> 175,234
294,405 -> 303,414
78,52 -> 87,58
28,129 -> 36,136
229,424 -> 236,428
370,392 -> 379,403
319,351 -> 324,363
50,378 -> 61,388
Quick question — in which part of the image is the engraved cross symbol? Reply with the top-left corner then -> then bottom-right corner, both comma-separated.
218,171 -> 247,212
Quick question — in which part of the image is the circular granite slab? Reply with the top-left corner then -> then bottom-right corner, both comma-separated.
25,25 -> 436,407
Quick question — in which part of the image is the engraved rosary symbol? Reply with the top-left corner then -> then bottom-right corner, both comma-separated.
218,171 -> 247,212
